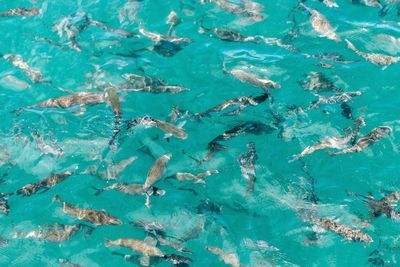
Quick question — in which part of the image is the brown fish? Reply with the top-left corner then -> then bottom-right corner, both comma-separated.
300,3 -> 341,41
52,195 -> 122,225
330,126 -> 392,155
127,116 -> 187,139
238,142 -> 257,192
345,39 -> 400,66
309,217 -> 373,243
224,64 -> 280,93
0,8 -> 40,17
143,154 -> 172,190
15,171 -> 72,196
206,246 -> 245,267
16,223 -> 94,242
3,54 -> 46,83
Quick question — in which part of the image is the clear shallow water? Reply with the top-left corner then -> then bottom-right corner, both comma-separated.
0,0 -> 400,266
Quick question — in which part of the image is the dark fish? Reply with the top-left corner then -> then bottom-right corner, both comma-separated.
309,217 -> 373,243
0,194 -> 9,215
197,94 -> 268,118
300,72 -> 342,93
330,126 -> 392,155
238,142 -> 258,192
197,198 -> 222,214
59,259 -> 82,267
16,223 -> 94,242
52,195 -> 122,225
199,21 -> 258,43
15,172 -> 72,196
0,8 -> 40,17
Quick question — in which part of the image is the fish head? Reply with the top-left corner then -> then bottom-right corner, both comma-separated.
109,217 -> 123,225
377,126 -> 392,136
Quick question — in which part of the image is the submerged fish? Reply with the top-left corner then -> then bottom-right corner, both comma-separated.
349,191 -> 400,221
83,156 -> 137,180
207,0 -> 265,22
345,39 -> 400,66
197,94 -> 268,118
15,171 -> 72,196
204,121 -> 274,162
52,195 -> 122,225
143,154 -> 172,190
206,246 -> 245,267
92,183 -> 164,197
15,223 -> 94,242
300,3 -> 341,41
309,217 -> 373,243
139,27 -> 192,44
238,142 -> 258,192
166,11 -> 181,36
0,7 -> 40,17
127,116 -> 188,139
3,54 -> 46,83
167,170 -> 219,183
0,194 -> 9,215
59,259 -> 82,267
224,64 -> 280,94
308,91 -> 362,109
300,71 -> 342,93
330,126 -> 392,155
199,22 -> 258,43
295,117 -> 364,159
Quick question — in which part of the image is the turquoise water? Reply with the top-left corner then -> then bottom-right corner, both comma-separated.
0,0 -> 400,266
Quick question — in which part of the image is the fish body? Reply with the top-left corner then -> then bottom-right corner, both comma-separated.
345,39 -> 400,66
310,217 -> 373,243
52,195 -> 122,225
0,8 -> 40,17
301,3 -> 341,41
127,116 -> 187,139
3,54 -> 45,83
206,246 -> 244,267
143,154 -> 172,190
238,142 -> 257,192
16,172 -> 72,196
226,67 -> 280,92
169,170 -> 218,183
106,238 -> 164,257
331,126 -> 392,155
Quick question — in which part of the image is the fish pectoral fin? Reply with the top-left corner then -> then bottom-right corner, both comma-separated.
139,255 -> 150,266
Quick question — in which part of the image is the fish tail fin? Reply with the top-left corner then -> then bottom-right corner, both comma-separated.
13,107 -> 25,116
105,239 -> 112,247
91,186 -> 105,196
51,194 -> 62,203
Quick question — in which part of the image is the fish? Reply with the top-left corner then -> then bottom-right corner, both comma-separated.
2,54 -> 46,83
130,221 -> 167,236
304,52 -> 355,64
300,71 -> 342,93
122,84 -> 189,94
127,116 -> 188,139
166,11 -> 181,36
308,217 -> 373,243
88,19 -> 138,38
238,142 -> 258,192
143,154 -> 172,190
52,195 -> 122,225
197,94 -> 268,118
15,223 -> 94,242
19,91 -> 106,114
166,170 -> 219,184
206,246 -> 245,267
15,172 -> 72,196
139,27 -> 192,44
300,3 -> 341,41
0,7 -> 40,17
348,191 -> 400,221
207,0 -> 265,22
106,238 -> 164,265
204,121 -> 274,162
122,73 -> 168,88
199,22 -> 258,43
83,156 -> 137,180
322,0 -> 339,8
0,194 -> 9,215
345,39 -> 400,66
92,183 -> 165,197
330,126 -> 392,155
224,64 -> 280,94
295,117 -> 364,159
178,216 -> 205,244
30,129 -> 64,157
308,91 -> 362,109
